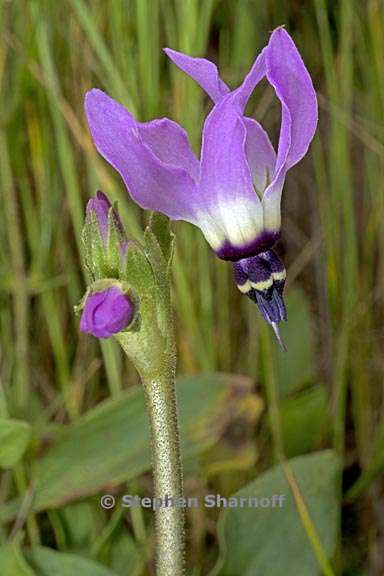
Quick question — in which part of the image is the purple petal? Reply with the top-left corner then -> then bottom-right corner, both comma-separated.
261,169 -> 287,233
137,118 -> 199,180
165,46 -> 276,203
164,48 -> 230,103
227,50 -> 277,201
244,118 -> 276,196
231,49 -> 267,110
85,89 -> 199,222
80,290 -> 107,335
197,98 -> 264,258
262,28 -> 318,231
266,27 -> 318,171
225,50 -> 277,210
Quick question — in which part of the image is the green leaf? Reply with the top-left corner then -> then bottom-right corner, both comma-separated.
212,450 -> 340,576
0,542 -> 35,576
58,502 -> 99,551
281,386 -> 331,457
108,533 -> 142,576
29,546 -> 117,576
276,289 -> 315,397
0,418 -> 31,468
31,374 -> 253,511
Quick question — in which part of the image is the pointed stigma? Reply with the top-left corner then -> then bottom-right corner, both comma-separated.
271,322 -> 287,352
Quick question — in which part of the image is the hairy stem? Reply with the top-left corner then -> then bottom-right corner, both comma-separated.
143,371 -> 185,575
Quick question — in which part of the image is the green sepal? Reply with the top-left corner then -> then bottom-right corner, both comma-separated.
73,288 -> 90,317
124,241 -> 157,297
81,211 -> 104,280
124,239 -> 168,341
105,206 -> 124,275
147,211 -> 175,267
115,215 -> 176,379
144,213 -> 176,333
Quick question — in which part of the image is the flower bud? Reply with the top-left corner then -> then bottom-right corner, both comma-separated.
80,286 -> 135,339
83,191 -> 127,278
86,190 -> 125,245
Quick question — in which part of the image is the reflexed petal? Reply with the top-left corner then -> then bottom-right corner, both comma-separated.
261,169 -> 286,232
228,50 -> 278,204
262,28 -> 317,232
85,89 -> 199,222
243,118 -> 276,196
163,48 -> 229,102
165,46 -> 276,202
266,27 -> 318,170
197,98 -> 264,258
231,50 -> 267,110
137,118 -> 199,180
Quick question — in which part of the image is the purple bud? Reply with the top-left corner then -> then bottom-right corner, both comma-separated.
86,191 -> 124,244
80,286 -> 135,339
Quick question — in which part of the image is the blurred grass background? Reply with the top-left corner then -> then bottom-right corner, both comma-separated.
1,0 -> 384,574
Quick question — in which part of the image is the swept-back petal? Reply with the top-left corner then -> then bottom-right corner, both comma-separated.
163,47 -> 229,102
231,49 -> 267,110
244,118 -> 276,196
137,117 -> 199,180
266,27 -> 318,170
262,28 -> 318,231
228,50 -> 278,198
85,89 -> 199,222
165,47 -> 277,199
197,97 -> 273,260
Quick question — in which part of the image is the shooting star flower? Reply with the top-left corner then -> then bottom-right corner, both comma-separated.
84,27 -> 317,348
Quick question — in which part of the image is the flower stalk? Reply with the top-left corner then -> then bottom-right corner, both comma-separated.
117,214 -> 185,574
118,329 -> 185,574
143,373 -> 185,574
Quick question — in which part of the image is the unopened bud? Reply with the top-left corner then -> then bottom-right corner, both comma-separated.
80,285 -> 135,339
